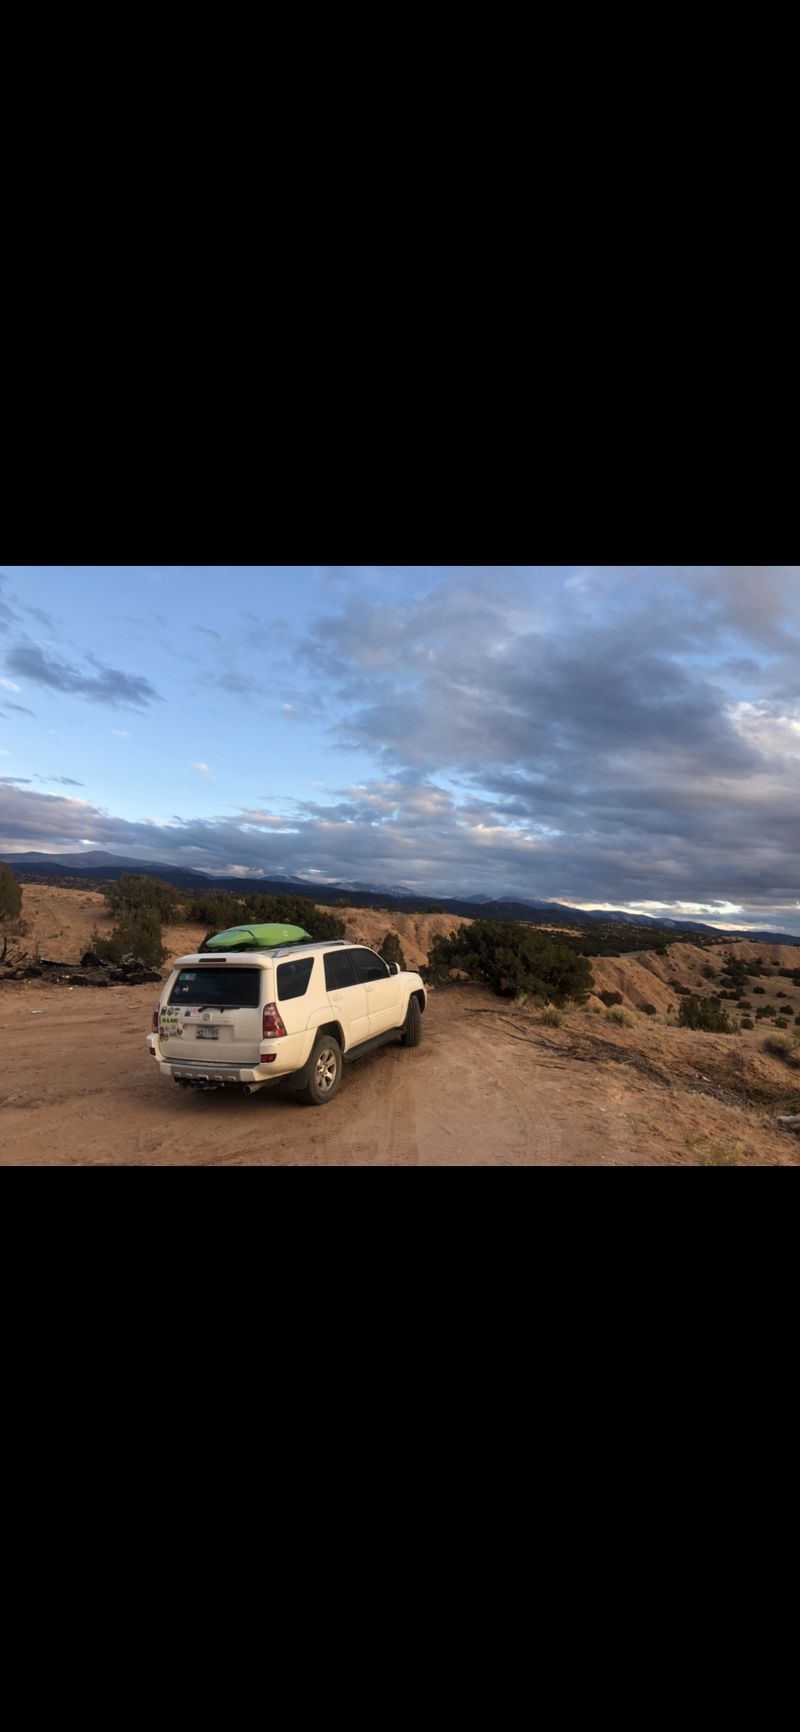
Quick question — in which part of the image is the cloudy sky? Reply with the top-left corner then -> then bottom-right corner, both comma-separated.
1,565 -> 799,931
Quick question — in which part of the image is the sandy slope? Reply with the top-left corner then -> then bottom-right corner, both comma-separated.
6,885 -> 467,974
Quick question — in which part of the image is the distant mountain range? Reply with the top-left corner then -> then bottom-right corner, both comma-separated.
2,851 -> 799,945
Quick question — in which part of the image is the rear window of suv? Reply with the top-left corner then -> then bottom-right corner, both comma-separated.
169,968 -> 262,1009
277,958 -> 314,1001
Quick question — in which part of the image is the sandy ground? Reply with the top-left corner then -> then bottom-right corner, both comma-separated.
2,885 -> 798,1166
1,979 -> 798,1167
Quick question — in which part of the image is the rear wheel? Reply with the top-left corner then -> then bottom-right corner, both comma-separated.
401,997 -> 422,1047
299,1034 -> 343,1105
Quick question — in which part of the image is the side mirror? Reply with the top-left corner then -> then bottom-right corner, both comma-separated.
390,962 -> 401,976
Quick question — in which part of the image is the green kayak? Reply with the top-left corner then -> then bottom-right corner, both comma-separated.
202,923 -> 312,952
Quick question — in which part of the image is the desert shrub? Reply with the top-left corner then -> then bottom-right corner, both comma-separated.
702,965 -> 717,980
738,1000 -> 752,1011
242,894 -> 346,941
539,1006 -> 563,1027
379,931 -> 407,971
762,1033 -> 800,1065
598,990 -> 623,1007
0,861 -> 23,924
425,921 -> 593,1003
105,874 -> 179,923
184,889 -> 245,929
90,910 -> 167,968
740,1017 -> 755,1030
795,1015 -> 800,1026
686,1134 -> 753,1166
641,1003 -> 657,1016
753,986 -> 765,994
606,1005 -> 636,1027
426,905 -> 445,915
678,995 -> 734,1034
773,1018 -> 789,1029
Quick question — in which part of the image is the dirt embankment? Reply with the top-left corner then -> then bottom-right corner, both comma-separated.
5,885 -> 469,975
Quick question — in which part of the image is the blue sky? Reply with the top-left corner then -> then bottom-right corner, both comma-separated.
1,564 -> 799,931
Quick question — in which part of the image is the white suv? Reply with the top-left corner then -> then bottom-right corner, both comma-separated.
146,940 -> 426,1105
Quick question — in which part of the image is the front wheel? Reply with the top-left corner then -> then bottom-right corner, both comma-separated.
400,997 -> 422,1047
299,1034 -> 343,1105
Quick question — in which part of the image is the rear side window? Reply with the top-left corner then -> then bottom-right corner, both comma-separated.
169,968 -> 262,1009
324,950 -> 357,991
277,958 -> 314,1001
350,948 -> 390,983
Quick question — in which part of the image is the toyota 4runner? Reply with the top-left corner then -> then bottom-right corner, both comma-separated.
145,939 -> 426,1105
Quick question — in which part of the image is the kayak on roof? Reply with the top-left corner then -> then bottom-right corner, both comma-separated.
201,923 -> 313,951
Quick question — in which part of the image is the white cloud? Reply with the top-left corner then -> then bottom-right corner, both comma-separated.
192,761 -> 216,780
0,678 -> 21,693
113,729 -> 132,739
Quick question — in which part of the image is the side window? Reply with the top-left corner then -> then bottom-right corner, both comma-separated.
350,948 -> 390,984
324,950 -> 358,991
277,958 -> 314,1002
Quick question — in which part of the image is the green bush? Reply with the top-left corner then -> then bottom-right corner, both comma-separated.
242,894 -> 346,941
379,931 -> 407,971
91,910 -> 167,968
185,889 -> 246,929
0,862 -> 23,924
678,995 -> 735,1034
740,1017 -> 755,1030
425,920 -> 593,1004
641,1003 -> 657,1016
105,874 -> 179,923
598,990 -> 623,1007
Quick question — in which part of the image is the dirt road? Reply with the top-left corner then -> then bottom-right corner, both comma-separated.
2,981 -> 795,1165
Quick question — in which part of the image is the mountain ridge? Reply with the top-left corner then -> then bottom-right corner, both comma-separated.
2,852 -> 798,944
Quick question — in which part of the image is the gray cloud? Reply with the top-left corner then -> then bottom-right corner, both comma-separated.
2,568 -> 799,930
1,767 -> 799,932
5,640 -> 162,710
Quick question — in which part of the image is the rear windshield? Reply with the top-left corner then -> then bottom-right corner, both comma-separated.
169,968 -> 262,1009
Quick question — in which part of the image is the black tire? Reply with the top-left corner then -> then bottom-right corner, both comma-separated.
401,996 -> 422,1047
299,1034 -> 343,1106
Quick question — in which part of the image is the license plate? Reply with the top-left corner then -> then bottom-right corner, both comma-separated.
196,1027 -> 220,1041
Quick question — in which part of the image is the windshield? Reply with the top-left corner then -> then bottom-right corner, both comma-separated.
168,968 -> 263,1009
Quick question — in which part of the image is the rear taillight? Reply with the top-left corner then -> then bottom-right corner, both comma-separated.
152,1005 -> 160,1031
262,1001 -> 287,1039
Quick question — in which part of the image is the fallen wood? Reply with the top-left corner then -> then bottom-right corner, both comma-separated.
777,1115 -> 800,1133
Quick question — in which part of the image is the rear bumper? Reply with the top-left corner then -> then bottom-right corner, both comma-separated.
146,1034 -> 296,1086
